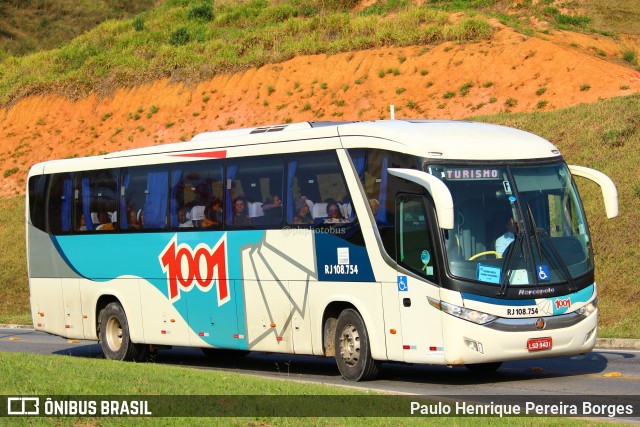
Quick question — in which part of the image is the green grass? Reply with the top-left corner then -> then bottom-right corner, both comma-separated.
0,1 -> 492,107
415,0 -> 602,36
472,94 -> 640,338
583,0 -> 640,34
0,196 -> 29,324
0,0 -> 156,57
0,352 -> 622,426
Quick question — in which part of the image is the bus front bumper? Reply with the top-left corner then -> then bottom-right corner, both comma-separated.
441,309 -> 598,365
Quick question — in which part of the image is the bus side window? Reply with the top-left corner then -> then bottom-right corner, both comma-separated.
287,151 -> 355,225
287,150 -> 365,244
350,149 -> 422,258
46,173 -> 73,235
121,166 -> 169,231
226,156 -> 284,228
28,175 -> 47,232
81,169 -> 118,232
170,160 -> 224,230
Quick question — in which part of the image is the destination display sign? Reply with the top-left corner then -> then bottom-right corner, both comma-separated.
443,167 -> 502,180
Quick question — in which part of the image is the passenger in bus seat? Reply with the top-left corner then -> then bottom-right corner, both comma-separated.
367,199 -> 380,223
96,211 -> 114,231
293,199 -> 312,224
232,196 -> 250,226
190,205 -> 206,227
262,195 -> 282,210
369,199 -> 379,217
263,195 -> 282,224
178,208 -> 194,228
77,214 -> 87,231
202,199 -> 222,228
128,210 -> 142,230
324,202 -> 348,224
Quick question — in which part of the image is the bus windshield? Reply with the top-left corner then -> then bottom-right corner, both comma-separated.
426,162 -> 594,289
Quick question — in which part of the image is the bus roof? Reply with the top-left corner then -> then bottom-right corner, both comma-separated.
335,120 -> 560,161
30,120 -> 561,176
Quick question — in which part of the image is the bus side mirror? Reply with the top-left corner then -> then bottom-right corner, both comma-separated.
388,168 -> 454,230
568,165 -> 618,219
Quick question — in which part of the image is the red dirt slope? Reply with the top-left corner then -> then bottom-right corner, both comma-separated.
1,22 -> 638,197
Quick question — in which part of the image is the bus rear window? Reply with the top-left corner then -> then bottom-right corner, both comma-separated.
28,175 -> 47,231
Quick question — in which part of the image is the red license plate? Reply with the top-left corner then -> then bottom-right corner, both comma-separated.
527,337 -> 552,351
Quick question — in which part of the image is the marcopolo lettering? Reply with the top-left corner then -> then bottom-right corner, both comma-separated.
159,234 -> 229,305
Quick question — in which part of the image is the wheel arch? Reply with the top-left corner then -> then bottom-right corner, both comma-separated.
94,291 -> 144,344
322,301 -> 356,357
321,299 -> 386,360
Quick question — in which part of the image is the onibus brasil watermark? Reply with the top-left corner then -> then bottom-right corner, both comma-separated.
6,397 -> 151,416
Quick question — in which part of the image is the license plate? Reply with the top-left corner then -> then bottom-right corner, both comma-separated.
527,337 -> 552,351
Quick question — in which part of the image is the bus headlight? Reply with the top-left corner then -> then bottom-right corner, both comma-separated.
429,297 -> 497,325
576,297 -> 598,317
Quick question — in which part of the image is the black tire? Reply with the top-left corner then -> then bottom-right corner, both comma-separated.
465,362 -> 502,375
334,308 -> 380,381
98,302 -> 149,362
201,348 -> 250,359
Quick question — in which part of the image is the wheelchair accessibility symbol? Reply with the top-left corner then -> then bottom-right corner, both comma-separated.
397,275 -> 408,292
537,265 -> 550,282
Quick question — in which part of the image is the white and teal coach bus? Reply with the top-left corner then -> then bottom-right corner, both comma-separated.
26,120 -> 618,380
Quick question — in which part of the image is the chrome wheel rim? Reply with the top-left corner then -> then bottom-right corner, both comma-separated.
339,323 -> 360,367
105,316 -> 123,352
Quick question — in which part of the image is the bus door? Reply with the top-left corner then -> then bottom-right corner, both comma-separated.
395,193 -> 445,364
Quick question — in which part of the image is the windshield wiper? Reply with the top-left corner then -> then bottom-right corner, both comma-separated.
497,231 -> 524,297
526,203 -> 543,262
539,230 -> 577,293
525,203 -> 577,292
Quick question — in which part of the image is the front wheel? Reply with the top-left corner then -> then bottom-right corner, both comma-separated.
98,302 -> 149,362
334,309 -> 380,381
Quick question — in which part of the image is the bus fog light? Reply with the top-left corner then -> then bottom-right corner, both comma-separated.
583,327 -> 596,345
464,338 -> 484,354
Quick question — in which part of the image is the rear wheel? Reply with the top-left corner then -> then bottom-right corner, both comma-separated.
98,302 -> 149,362
334,309 -> 380,381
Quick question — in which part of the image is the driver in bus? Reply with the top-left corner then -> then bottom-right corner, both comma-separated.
495,216 -> 517,256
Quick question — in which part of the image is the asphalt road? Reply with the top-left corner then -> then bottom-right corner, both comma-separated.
2,327 -> 640,399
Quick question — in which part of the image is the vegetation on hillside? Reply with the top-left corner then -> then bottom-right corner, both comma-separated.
0,0 -> 498,107
1,0 -> 637,108
0,0 -> 156,58
0,196 -> 29,325
583,0 -> 640,35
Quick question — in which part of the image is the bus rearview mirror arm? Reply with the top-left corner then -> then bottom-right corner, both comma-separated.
388,168 -> 454,230
568,165 -> 619,219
